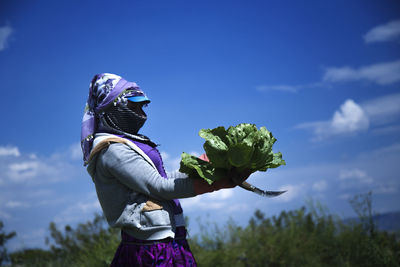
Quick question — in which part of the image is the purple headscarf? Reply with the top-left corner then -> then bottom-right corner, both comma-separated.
80,73 -> 149,164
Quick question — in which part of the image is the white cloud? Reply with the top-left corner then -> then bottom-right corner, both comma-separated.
273,184 -> 304,202
160,151 -> 181,171
331,99 -> 369,134
0,210 -> 11,220
312,180 -> 327,192
5,201 -> 30,209
0,146 -> 20,157
0,25 -> 13,51
364,19 -> 400,43
5,160 -> 65,184
296,99 -> 369,140
18,228 -> 47,250
207,189 -> 233,200
226,203 -> 250,212
358,142 -> 400,160
338,193 -> 352,200
323,60 -> 400,85
339,168 -> 373,187
180,196 -> 201,209
339,168 -> 368,180
374,184 -> 398,194
161,150 -> 202,172
371,125 -> 400,135
257,20 -> 400,94
0,146 -> 84,185
8,161 -> 40,182
296,93 -> 400,140
263,60 -> 400,93
361,93 -> 400,125
256,82 -> 325,93
69,142 -> 82,160
258,60 -> 400,93
53,193 -> 102,225
256,84 -> 299,93
181,189 -> 233,211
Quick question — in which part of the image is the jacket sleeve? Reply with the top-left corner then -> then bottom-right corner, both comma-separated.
166,170 -> 189,179
97,143 -> 196,200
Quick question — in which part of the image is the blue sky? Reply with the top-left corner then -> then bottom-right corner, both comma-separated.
1,0 -> 399,251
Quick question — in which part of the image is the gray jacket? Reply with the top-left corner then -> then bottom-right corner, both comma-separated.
86,133 -> 196,240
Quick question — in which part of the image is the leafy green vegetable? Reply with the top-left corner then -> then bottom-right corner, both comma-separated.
179,123 -> 286,184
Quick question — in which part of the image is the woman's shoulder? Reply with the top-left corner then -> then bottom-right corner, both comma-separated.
100,142 -> 139,163
89,135 -> 132,160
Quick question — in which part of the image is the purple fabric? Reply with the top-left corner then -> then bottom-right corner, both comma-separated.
95,79 -> 128,112
81,73 -> 149,164
131,140 -> 183,215
110,229 -> 197,267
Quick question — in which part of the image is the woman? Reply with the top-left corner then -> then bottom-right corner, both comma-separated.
81,73 -> 251,266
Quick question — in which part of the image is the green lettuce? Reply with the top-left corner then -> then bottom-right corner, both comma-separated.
179,123 -> 285,184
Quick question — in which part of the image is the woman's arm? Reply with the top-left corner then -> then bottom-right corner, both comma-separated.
98,143 -> 196,200
166,170 -> 189,179
97,143 -> 250,200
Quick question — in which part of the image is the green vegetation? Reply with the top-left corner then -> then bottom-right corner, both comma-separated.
189,195 -> 400,267
2,193 -> 400,266
180,124 -> 285,184
7,214 -> 120,267
0,221 -> 16,266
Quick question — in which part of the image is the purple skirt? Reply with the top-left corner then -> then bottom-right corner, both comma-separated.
110,227 -> 197,267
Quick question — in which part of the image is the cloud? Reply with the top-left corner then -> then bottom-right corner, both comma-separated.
358,142 -> 400,160
0,145 -> 86,185
364,19 -> 400,43
257,21 -> 400,93
361,93 -> 400,125
273,184 -> 304,202
257,60 -> 400,93
69,142 -> 82,160
256,84 -> 299,93
160,151 -> 181,171
331,100 -> 369,133
0,146 -> 20,157
8,161 -> 41,182
161,150 -> 202,172
374,183 -> 398,194
296,99 -> 369,140
0,25 -> 13,51
371,125 -> 400,135
339,168 -> 373,187
296,93 -> 400,140
6,160 -> 66,184
256,82 -> 325,93
0,210 -> 11,220
312,180 -> 327,192
53,193 -> 102,226
5,200 -> 30,209
207,189 -> 233,200
323,60 -> 400,85
181,188 -> 234,211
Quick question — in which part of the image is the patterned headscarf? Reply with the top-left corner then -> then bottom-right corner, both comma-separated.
81,73 -> 150,165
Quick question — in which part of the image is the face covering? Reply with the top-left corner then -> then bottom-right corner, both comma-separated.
99,101 -> 147,137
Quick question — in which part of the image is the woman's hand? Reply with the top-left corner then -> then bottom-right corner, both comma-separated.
228,167 -> 253,186
194,154 -> 253,193
212,167 -> 252,190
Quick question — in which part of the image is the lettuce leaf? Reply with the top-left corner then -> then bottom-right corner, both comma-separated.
179,123 -> 285,184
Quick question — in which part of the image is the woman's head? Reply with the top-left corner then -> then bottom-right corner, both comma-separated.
81,73 -> 151,163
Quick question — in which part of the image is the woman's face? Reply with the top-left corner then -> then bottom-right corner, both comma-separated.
127,101 -> 147,117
